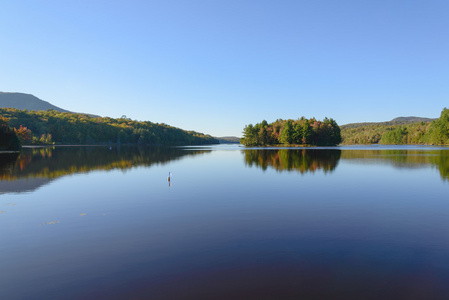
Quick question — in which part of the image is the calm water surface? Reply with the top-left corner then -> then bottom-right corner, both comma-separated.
1,145 -> 449,299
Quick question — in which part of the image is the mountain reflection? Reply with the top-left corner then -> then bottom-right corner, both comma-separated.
0,146 -> 211,191
243,149 -> 341,174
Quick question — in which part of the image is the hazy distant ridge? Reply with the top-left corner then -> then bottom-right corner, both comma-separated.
216,136 -> 241,144
0,92 -> 70,113
342,116 -> 435,129
390,116 -> 435,123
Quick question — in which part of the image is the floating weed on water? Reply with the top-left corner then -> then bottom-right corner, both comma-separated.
40,220 -> 60,226
7,203 -> 16,206
0,211 -> 6,213
80,213 -> 87,217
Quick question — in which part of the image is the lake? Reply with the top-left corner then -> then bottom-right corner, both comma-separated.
1,145 -> 449,300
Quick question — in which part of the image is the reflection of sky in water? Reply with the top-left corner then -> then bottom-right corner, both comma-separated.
0,146 -> 449,299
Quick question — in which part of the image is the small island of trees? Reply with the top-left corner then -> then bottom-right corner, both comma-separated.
241,117 -> 342,146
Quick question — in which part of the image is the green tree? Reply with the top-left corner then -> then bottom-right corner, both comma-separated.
279,120 -> 294,144
428,108 -> 449,145
300,119 -> 312,144
381,126 -> 408,144
241,124 -> 257,146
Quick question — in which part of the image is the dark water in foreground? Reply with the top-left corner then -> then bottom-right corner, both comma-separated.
1,145 -> 449,300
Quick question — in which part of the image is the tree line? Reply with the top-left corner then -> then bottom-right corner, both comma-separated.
341,108 -> 449,145
0,108 -> 218,146
241,117 -> 342,146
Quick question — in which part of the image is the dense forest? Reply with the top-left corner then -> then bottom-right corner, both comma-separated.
240,117 -> 341,146
341,107 -> 449,145
0,108 -> 218,146
241,117 -> 342,146
341,121 -> 431,144
0,116 -> 21,150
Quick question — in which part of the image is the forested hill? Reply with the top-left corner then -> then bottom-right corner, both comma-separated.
0,108 -> 218,146
342,116 -> 436,129
341,109 -> 449,145
0,92 -> 70,113
216,136 -> 241,144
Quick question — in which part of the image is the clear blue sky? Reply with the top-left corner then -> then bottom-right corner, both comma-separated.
1,0 -> 448,137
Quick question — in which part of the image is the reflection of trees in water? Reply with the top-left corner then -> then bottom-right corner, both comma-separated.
2,147 -> 448,182
429,151 -> 449,181
0,152 -> 20,176
341,150 -> 433,165
243,149 -> 341,174
0,146 -> 211,180
340,149 -> 449,181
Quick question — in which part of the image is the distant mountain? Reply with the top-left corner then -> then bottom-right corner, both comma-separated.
216,136 -> 241,144
390,116 -> 435,123
342,116 -> 436,129
0,92 -> 70,113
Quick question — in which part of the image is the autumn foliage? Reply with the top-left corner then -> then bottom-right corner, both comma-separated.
241,117 -> 342,146
0,108 -> 217,146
